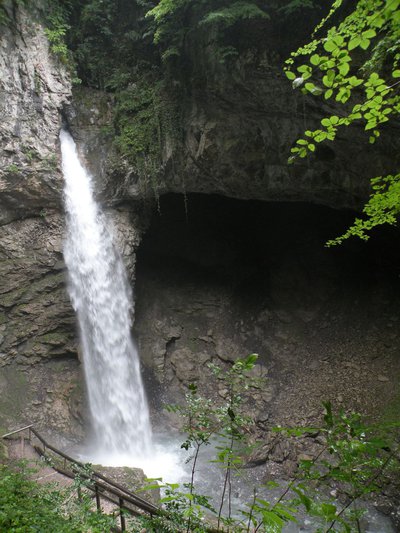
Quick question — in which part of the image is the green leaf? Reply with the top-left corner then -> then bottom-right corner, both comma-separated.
293,487 -> 312,511
320,503 -> 337,520
365,121 -> 377,130
310,54 -> 320,66
244,353 -> 258,367
348,36 -> 361,50
359,37 -> 370,50
338,62 -> 350,76
332,34 -> 344,47
362,29 -> 376,39
323,39 -> 336,52
336,87 -> 350,103
327,69 -> 335,82
297,64 -> 312,74
393,70 -> 400,78
285,70 -> 296,80
349,76 -> 362,87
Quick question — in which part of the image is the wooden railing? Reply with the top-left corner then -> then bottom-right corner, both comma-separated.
2,425 -> 160,531
2,425 -> 221,533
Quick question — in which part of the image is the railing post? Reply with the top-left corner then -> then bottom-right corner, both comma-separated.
20,435 -> 24,456
119,498 -> 125,531
95,484 -> 101,512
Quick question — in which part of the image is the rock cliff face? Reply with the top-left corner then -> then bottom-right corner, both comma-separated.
70,55 -> 400,212
0,3 -> 142,435
0,1 -> 70,224
0,1 -> 75,433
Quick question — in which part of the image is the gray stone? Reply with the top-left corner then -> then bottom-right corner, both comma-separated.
378,375 -> 389,382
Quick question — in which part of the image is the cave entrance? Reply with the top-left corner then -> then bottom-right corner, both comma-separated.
135,192 -> 400,312
134,193 -> 400,428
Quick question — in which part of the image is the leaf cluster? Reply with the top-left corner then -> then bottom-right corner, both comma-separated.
285,0 -> 400,243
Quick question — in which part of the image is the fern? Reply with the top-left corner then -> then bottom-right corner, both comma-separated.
146,0 -> 187,23
200,1 -> 269,28
278,0 -> 317,16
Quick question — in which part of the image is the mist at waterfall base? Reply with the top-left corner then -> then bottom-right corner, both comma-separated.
60,129 -> 184,481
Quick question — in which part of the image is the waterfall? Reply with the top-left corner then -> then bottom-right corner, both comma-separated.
60,129 -> 152,461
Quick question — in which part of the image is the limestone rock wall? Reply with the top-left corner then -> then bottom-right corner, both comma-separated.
0,2 -> 76,433
0,1 -> 71,224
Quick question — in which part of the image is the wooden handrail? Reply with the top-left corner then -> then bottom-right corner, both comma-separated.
2,424 -> 220,533
2,424 -> 160,530
1,424 -> 33,438
28,427 -> 159,513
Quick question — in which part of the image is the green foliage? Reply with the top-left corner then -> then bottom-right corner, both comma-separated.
327,173 -> 400,245
276,402 -> 400,532
285,0 -> 400,244
0,0 -> 27,26
156,355 -> 263,530
45,9 -> 70,64
114,77 -> 181,197
0,461 -> 116,532
1,402 -> 399,532
278,0 -> 317,16
5,163 -> 19,174
67,0 -> 155,89
0,1 -> 9,26
199,2 -> 269,29
159,387 -> 400,532
115,82 -> 160,158
0,463 -> 72,532
145,0 -> 270,61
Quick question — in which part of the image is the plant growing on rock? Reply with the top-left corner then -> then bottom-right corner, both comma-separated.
207,354 -> 261,528
142,354 -> 262,532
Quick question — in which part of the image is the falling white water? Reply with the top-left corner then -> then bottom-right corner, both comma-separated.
60,129 -> 153,463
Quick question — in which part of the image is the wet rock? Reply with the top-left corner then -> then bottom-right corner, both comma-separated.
92,464 -> 160,506
269,441 -> 290,463
0,213 -> 76,364
170,349 -> 210,383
